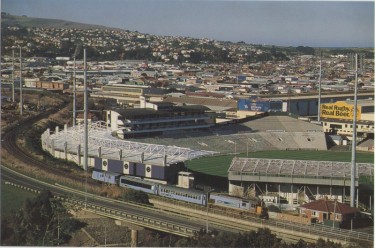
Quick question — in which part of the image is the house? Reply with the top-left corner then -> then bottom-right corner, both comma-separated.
299,199 -> 360,226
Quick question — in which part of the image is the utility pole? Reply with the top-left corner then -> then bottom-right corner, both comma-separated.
332,199 -> 337,229
19,46 -> 23,116
206,190 -> 214,233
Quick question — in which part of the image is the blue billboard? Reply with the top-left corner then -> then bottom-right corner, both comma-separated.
237,75 -> 247,82
238,99 -> 282,112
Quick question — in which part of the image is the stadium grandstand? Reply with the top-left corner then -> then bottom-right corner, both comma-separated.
41,121 -> 217,183
228,157 -> 374,207
128,115 -> 327,153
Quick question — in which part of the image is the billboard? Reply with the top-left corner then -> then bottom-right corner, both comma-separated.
238,99 -> 282,112
320,101 -> 361,120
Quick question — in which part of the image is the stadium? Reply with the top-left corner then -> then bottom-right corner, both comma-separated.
41,113 -> 373,209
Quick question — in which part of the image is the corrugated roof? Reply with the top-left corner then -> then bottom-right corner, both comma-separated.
163,96 -> 237,110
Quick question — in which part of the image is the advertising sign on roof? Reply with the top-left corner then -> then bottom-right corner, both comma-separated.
320,101 -> 361,120
238,99 -> 282,112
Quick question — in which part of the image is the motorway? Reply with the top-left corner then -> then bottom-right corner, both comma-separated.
1,106 -> 373,244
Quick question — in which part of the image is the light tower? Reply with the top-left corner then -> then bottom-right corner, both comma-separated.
349,53 -> 364,208
83,48 -> 88,208
72,45 -> 81,127
317,51 -> 322,122
19,46 -> 23,116
11,48 -> 15,102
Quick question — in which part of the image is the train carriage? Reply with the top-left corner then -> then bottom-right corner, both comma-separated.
119,176 -> 159,195
158,184 -> 207,205
92,170 -> 121,185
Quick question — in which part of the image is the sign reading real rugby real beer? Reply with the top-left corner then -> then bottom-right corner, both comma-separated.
320,101 -> 361,120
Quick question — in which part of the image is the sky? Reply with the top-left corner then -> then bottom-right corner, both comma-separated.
2,0 -> 374,47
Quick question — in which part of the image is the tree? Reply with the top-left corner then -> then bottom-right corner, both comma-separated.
1,190 -> 85,246
122,188 -> 150,205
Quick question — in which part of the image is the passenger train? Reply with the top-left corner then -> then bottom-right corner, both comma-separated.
91,170 -> 267,217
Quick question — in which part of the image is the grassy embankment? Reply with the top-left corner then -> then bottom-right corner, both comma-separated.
1,182 -> 37,215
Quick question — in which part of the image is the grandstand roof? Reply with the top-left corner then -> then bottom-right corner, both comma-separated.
163,96 -> 237,111
228,157 -> 373,179
42,121 -> 217,165
106,105 -> 208,118
266,92 -> 374,101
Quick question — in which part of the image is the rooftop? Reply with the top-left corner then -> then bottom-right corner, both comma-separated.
300,199 -> 360,215
228,157 -> 373,179
41,121 -> 217,166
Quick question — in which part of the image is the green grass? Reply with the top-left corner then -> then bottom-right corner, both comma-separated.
186,150 -> 374,177
1,182 -> 36,215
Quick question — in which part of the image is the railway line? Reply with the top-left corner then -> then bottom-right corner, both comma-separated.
1,105 -> 97,187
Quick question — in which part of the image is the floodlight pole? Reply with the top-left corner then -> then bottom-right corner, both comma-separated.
317,51 -> 322,122
84,48 -> 88,209
350,53 -> 358,208
11,48 -> 15,102
73,55 -> 77,127
19,46 -> 23,116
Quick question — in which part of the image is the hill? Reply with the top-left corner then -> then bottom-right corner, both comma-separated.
1,13 -> 117,31
2,13 -> 373,61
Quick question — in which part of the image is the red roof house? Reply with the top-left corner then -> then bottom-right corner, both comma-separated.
300,199 -> 360,224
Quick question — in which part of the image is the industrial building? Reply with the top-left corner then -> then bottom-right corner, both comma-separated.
91,83 -> 164,105
163,92 -> 374,120
320,99 -> 374,141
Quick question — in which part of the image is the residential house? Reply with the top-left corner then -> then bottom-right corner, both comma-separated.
300,199 -> 360,226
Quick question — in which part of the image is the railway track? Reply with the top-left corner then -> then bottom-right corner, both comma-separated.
1,105 -> 96,187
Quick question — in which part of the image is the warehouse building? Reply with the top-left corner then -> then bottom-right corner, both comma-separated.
238,92 -> 374,117
320,99 -> 374,141
91,83 -> 164,105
